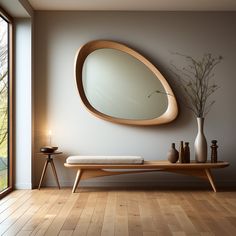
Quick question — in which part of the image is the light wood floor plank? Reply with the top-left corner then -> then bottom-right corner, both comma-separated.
225,200 -> 236,214
115,191 -> 128,236
172,205 -> 198,234
0,190 -> 28,205
44,192 -> 78,236
200,233 -> 215,236
158,198 -> 182,233
87,192 -> 108,236
0,190 -> 28,214
21,190 -> 58,231
31,189 -> 72,236
149,196 -> 172,235
206,192 -> 232,216
172,232 -> 187,236
16,230 -> 32,236
100,191 -> 116,236
226,216 -> 236,228
1,190 -> 48,235
178,193 -> 211,234
58,230 -> 74,236
72,192 -> 98,236
186,193 -> 230,236
143,232 -> 158,236
0,188 -> 235,236
139,192 -> 156,234
61,192 -> 89,230
127,191 -> 143,236
0,191 -> 33,224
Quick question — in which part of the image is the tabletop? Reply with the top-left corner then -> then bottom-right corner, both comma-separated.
65,160 -> 229,169
38,151 -> 63,155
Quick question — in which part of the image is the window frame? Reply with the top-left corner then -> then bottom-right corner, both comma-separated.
0,7 -> 13,199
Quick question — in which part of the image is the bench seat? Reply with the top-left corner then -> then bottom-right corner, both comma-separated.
66,155 -> 144,164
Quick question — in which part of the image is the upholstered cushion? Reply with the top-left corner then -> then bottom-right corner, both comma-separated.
66,156 -> 144,164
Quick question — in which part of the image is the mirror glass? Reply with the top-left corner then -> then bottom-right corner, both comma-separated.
75,40 -> 178,125
82,48 -> 168,120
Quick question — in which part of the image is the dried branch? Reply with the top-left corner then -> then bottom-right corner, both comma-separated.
170,53 -> 222,117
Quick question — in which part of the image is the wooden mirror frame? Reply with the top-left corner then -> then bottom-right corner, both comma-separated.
75,40 -> 178,126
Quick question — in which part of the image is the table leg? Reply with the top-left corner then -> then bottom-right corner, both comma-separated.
38,160 -> 49,190
50,159 -> 61,189
72,169 -> 83,193
205,169 -> 217,192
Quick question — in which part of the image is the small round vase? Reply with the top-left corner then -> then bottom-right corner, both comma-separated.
167,143 -> 179,163
194,117 -> 207,163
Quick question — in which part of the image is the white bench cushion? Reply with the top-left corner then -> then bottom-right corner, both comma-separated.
66,156 -> 144,164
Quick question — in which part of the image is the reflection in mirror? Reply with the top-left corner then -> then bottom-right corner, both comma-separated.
75,40 -> 178,125
83,49 -> 168,120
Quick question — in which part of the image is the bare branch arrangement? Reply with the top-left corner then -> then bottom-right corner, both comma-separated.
170,53 -> 222,117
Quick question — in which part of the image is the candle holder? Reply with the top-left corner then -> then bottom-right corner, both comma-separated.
40,146 -> 58,153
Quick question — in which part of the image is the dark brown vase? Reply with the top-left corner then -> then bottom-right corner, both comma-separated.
211,140 -> 218,163
184,142 -> 190,163
167,143 -> 179,163
179,141 -> 185,163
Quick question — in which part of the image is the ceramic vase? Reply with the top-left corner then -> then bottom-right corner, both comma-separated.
194,117 -> 207,163
167,143 -> 179,163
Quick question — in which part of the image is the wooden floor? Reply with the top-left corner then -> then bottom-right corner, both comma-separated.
0,188 -> 236,236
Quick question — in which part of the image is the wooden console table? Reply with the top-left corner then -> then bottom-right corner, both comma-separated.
64,161 -> 229,193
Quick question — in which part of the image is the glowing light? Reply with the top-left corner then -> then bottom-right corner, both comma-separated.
48,130 -> 52,145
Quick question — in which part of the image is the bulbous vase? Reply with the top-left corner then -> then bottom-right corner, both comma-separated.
194,117 -> 207,163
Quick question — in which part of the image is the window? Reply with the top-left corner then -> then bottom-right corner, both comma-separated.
0,8 -> 13,198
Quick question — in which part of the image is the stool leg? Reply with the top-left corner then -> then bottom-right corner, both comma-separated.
50,160 -> 61,189
38,160 -> 49,190
72,169 -> 83,193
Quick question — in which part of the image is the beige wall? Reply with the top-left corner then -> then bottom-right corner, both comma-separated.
34,11 -> 236,187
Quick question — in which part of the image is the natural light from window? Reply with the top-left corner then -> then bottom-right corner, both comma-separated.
0,16 -> 8,192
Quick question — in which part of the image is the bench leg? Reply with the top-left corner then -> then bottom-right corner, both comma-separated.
205,169 -> 217,192
72,169 -> 83,193
167,169 -> 217,192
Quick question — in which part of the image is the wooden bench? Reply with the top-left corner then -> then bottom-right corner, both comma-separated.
64,159 -> 229,193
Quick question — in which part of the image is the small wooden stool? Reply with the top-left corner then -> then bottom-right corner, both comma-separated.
38,151 -> 62,190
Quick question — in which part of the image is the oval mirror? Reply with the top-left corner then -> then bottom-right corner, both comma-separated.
75,40 -> 178,125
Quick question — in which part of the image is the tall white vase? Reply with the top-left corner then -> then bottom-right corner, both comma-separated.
194,117 -> 207,163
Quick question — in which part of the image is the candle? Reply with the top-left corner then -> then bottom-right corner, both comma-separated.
48,130 -> 52,146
